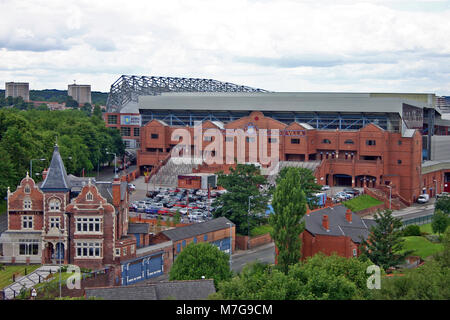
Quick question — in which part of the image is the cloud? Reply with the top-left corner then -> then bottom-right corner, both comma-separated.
0,0 -> 449,95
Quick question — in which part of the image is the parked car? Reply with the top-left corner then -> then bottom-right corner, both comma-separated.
179,207 -> 189,215
321,185 -> 330,191
417,194 -> 430,204
343,188 -> 360,196
436,192 -> 449,199
335,191 -> 352,200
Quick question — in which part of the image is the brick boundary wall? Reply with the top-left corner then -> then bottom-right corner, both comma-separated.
354,203 -> 386,217
364,187 -> 402,210
235,233 -> 273,251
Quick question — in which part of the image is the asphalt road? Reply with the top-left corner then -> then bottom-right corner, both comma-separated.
231,243 -> 275,273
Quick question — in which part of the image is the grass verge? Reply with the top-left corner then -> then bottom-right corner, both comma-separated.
0,265 -> 40,289
343,194 -> 383,212
401,236 -> 444,259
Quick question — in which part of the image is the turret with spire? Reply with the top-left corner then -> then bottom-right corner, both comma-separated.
40,144 -> 71,192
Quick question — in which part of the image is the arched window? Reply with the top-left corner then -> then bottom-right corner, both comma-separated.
86,192 -> 93,201
24,185 -> 31,194
49,199 -> 61,211
322,139 -> 331,144
344,139 -> 354,144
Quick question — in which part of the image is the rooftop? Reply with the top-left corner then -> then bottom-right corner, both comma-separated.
85,279 -> 216,300
162,217 -> 233,242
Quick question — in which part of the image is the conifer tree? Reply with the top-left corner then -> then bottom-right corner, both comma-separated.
269,167 -> 307,274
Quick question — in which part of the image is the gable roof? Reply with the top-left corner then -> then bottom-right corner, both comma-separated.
85,279 -> 216,300
162,217 -> 233,242
303,205 -> 374,243
128,223 -> 150,234
40,144 -> 70,192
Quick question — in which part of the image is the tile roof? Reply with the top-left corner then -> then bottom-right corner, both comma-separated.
85,279 -> 216,300
40,144 -> 70,191
162,217 -> 234,242
303,204 -> 374,243
128,223 -> 150,234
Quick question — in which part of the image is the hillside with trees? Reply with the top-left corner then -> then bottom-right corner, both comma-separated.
0,107 -> 125,209
0,89 -> 108,105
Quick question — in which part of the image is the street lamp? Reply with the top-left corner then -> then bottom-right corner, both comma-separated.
106,151 -> 117,175
247,195 -> 255,248
30,158 -> 46,178
226,222 -> 233,269
433,179 -> 438,198
386,185 -> 392,210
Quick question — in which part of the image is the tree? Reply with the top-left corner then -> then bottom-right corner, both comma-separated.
435,196 -> 450,215
81,103 -> 92,116
402,224 -> 421,237
173,210 -> 181,226
169,242 -> 232,286
270,167 -> 307,274
214,254 -> 374,300
65,96 -> 79,109
432,209 -> 449,235
275,167 -> 321,199
360,210 -> 412,271
213,164 -> 268,235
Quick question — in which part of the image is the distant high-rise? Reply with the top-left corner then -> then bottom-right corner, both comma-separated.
68,84 -> 91,105
5,82 -> 30,101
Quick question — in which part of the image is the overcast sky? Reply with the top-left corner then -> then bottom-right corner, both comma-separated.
0,0 -> 449,95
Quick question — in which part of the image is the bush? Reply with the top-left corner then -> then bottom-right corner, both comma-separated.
402,225 -> 421,237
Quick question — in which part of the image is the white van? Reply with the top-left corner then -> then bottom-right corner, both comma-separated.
417,194 -> 430,204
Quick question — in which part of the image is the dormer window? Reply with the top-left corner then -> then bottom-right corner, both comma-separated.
24,185 -> 31,194
49,199 -> 61,211
24,199 -> 32,210
86,192 -> 93,201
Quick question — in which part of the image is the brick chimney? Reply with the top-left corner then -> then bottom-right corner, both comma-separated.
322,215 -> 329,231
346,209 -> 352,223
42,168 -> 48,181
112,175 -> 121,208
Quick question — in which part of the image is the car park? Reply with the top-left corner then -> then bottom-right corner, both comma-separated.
335,191 -> 352,200
321,185 -> 330,191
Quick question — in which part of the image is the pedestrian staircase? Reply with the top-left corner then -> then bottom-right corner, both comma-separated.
149,157 -> 201,187
366,188 -> 407,210
2,265 -> 60,300
267,161 -> 321,185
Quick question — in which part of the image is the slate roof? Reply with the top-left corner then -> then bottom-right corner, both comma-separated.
40,144 -> 71,192
95,182 -> 114,205
85,279 -> 216,300
162,217 -> 234,242
128,223 -> 150,234
303,204 -> 375,243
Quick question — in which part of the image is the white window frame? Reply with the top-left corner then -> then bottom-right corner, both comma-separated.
19,239 -> 39,256
49,199 -> 61,211
123,247 -> 127,256
86,192 -> 93,201
24,185 -> 31,194
353,248 -> 357,257
49,217 -> 61,229
115,248 -> 121,256
130,245 -> 135,254
75,242 -> 102,259
23,199 -> 32,210
22,216 -> 33,229
75,217 -> 102,234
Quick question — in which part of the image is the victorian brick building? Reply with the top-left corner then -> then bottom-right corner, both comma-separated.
0,144 -> 137,269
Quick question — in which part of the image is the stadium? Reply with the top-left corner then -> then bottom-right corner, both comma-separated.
104,75 -> 450,206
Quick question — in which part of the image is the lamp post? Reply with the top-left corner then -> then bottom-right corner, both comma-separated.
386,185 -> 392,210
226,222 -> 233,270
58,226 -> 63,299
106,151 -> 117,175
247,195 -> 254,249
433,179 -> 438,198
30,158 -> 46,178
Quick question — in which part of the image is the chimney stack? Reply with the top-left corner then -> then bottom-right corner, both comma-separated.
322,215 -> 329,231
346,209 -> 352,223
42,168 -> 48,181
112,175 -> 121,207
